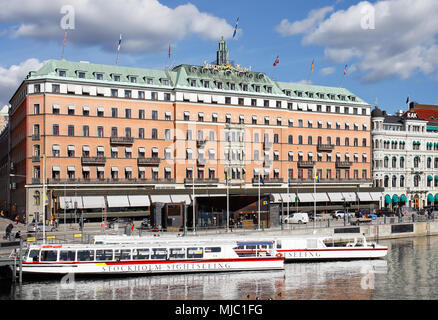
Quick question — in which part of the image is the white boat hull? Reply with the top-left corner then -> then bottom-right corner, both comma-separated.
279,247 -> 388,261
20,257 -> 284,275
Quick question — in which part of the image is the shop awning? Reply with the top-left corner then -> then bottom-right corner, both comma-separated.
342,192 -> 357,202
369,192 -> 382,201
150,195 -> 172,203
280,193 -> 294,203
59,196 -> 83,209
327,192 -> 344,202
270,194 -> 282,203
357,192 -> 373,201
392,194 -> 399,203
107,195 -> 129,208
82,196 -> 105,209
314,193 -> 329,202
297,193 -> 314,202
170,194 -> 191,205
385,194 -> 392,204
400,194 -> 407,203
128,195 -> 151,207
427,194 -> 435,203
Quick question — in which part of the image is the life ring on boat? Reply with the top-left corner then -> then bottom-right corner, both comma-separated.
275,253 -> 283,258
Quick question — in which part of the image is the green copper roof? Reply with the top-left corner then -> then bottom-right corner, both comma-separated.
27,57 -> 368,105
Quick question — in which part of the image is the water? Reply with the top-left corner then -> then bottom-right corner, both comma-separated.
2,235 -> 438,300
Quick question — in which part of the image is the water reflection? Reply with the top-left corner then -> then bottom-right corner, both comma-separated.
7,236 -> 438,300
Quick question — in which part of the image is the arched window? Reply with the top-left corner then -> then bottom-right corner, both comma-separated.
384,175 -> 389,188
414,174 -> 420,187
427,157 -> 432,169
414,156 -> 420,168
400,157 -> 405,168
34,191 -> 40,206
392,157 -> 397,168
392,175 -> 397,188
384,156 -> 389,168
298,135 -> 303,145
400,175 -> 405,187
288,135 -> 293,144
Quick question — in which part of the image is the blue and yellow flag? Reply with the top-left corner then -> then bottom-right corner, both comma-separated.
232,17 -> 239,38
314,168 -> 319,183
44,191 -> 49,206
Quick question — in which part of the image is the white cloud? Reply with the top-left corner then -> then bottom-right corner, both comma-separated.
276,6 -> 333,36
276,0 -> 438,82
0,0 -> 234,53
0,58 -> 43,106
320,66 -> 335,76
298,79 -> 312,85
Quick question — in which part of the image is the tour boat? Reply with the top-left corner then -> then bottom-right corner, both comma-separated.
94,233 -> 388,262
20,240 -> 284,276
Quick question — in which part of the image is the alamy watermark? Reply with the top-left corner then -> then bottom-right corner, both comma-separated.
60,5 -> 75,30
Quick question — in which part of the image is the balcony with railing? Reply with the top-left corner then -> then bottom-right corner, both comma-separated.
32,155 -> 40,162
317,144 -> 334,151
335,161 -> 353,168
81,156 -> 107,165
184,178 -> 220,184
110,136 -> 134,145
251,177 -> 284,185
137,157 -> 161,166
32,134 -> 40,141
47,178 -> 175,184
297,161 -> 316,168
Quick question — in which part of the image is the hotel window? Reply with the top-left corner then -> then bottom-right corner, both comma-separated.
362,170 -> 367,180
254,132 -> 259,143
400,175 -> 404,187
67,146 -> 75,157
251,99 -> 257,106
151,92 -> 158,100
138,128 -> 145,139
326,169 -> 332,180
186,168 -> 193,179
164,169 -> 171,180
52,124 -> 59,136
125,108 -> 131,119
336,137 -> 340,146
204,81 -> 210,88
125,127 -> 131,138
298,119 -> 303,128
33,104 -> 40,114
225,97 -> 231,105
52,145 -> 60,157
68,125 -> 74,136
138,91 -> 145,99
82,147 -> 90,157
186,130 -> 192,140
298,135 -> 303,145
52,84 -> 60,93
317,121 -> 323,129
164,129 -> 171,141
252,116 -> 257,125
353,138 -> 358,147
151,110 -> 158,120
97,107 -> 104,117
274,134 -> 279,144
97,169 -> 104,180
67,168 -> 75,180
316,105 -> 322,112
111,108 -> 118,118
242,84 -> 248,91
186,149 -> 193,160
82,106 -> 90,116
326,136 -> 331,145
288,135 -> 293,144
277,118 -> 282,126
326,154 -> 332,162
96,73 -> 103,80
97,126 -> 104,138
288,152 -> 293,162
317,136 -> 322,145
34,84 -> 41,93
190,79 -> 196,87
111,169 -> 118,180
264,100 -> 269,107
238,98 -> 244,106
183,112 -> 190,121
68,106 -> 75,115
308,120 -> 313,128
125,148 -> 132,159
111,127 -> 118,137
362,108 -> 367,115
308,136 -> 312,145
345,123 -> 350,130
216,82 -> 223,89
345,169 -> 350,180
212,113 -> 218,123
83,126 -> 89,137
78,72 -> 86,79
138,109 -> 145,119
362,138 -> 367,147
111,148 -> 118,158
230,83 -> 236,90
413,156 -> 420,168
254,150 -> 259,161
226,114 -> 231,124
151,128 -> 157,139
111,89 -> 118,97
138,148 -> 145,159
164,148 -> 171,160
124,90 -> 132,98
264,117 -> 269,125
130,76 -> 137,83
198,113 -> 204,122
276,101 -> 281,108
113,75 -> 120,82
414,175 -> 420,187
146,78 -> 153,84
287,103 -> 293,110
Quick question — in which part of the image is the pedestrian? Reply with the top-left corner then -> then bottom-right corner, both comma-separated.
5,223 -> 13,240
15,230 -> 21,239
130,222 -> 135,234
15,215 -> 19,224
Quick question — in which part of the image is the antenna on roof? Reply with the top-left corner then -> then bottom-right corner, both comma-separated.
61,31 -> 67,60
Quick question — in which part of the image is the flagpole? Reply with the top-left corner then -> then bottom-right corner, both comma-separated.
339,65 -> 348,88
61,31 -> 67,60
116,34 -> 122,65
258,167 -> 261,230
192,173 -> 195,234
314,168 -> 316,230
226,168 -> 229,232
42,154 -> 46,244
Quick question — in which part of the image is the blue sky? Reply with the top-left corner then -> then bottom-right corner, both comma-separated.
1,0 -> 437,113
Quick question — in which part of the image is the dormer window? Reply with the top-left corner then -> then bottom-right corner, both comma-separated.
77,71 -> 86,79
203,80 -> 210,88
296,91 -> 303,97
230,83 -> 235,90
95,73 -> 103,80
216,81 -> 223,89
189,79 -> 196,87
266,87 -> 272,94
146,78 -> 153,85
351,96 -> 356,102
113,74 -> 120,82
285,90 -> 291,96
58,70 -> 66,77
308,92 -> 314,98
255,85 -> 260,92
242,84 -> 248,91
161,79 -> 169,86
129,76 -> 137,83
329,94 -> 335,100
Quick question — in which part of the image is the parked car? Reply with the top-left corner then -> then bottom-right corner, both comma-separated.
332,211 -> 354,219
108,218 -> 132,229
27,222 -> 56,232
378,208 -> 396,217
282,212 -> 309,224
139,218 -> 151,229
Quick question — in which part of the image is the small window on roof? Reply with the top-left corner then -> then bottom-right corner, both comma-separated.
113,74 -> 120,82
77,71 -> 86,79
96,73 -> 103,80
130,76 -> 137,83
58,70 -> 66,77
146,78 -> 153,84
161,79 -> 169,85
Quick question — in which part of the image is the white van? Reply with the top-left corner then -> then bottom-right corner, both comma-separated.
282,212 -> 309,224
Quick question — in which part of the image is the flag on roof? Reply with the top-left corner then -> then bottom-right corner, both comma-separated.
406,96 -> 410,104
168,43 -> 171,58
311,59 -> 314,73
260,176 -> 265,185
232,17 -> 239,38
344,64 -> 348,75
273,55 -> 279,67
117,34 -> 122,52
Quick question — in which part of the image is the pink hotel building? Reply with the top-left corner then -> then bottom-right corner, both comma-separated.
6,40 -> 379,228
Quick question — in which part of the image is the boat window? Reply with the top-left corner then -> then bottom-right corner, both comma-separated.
169,248 -> 185,259
40,250 -> 58,262
114,249 -> 131,261
132,248 -> 149,260
59,251 -> 76,262
96,250 -> 114,261
29,249 -> 39,261
77,250 -> 95,261
187,247 -> 203,259
276,240 -> 282,249
236,245 -> 245,250
151,248 -> 167,260
205,247 -> 221,253
246,245 -> 256,250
